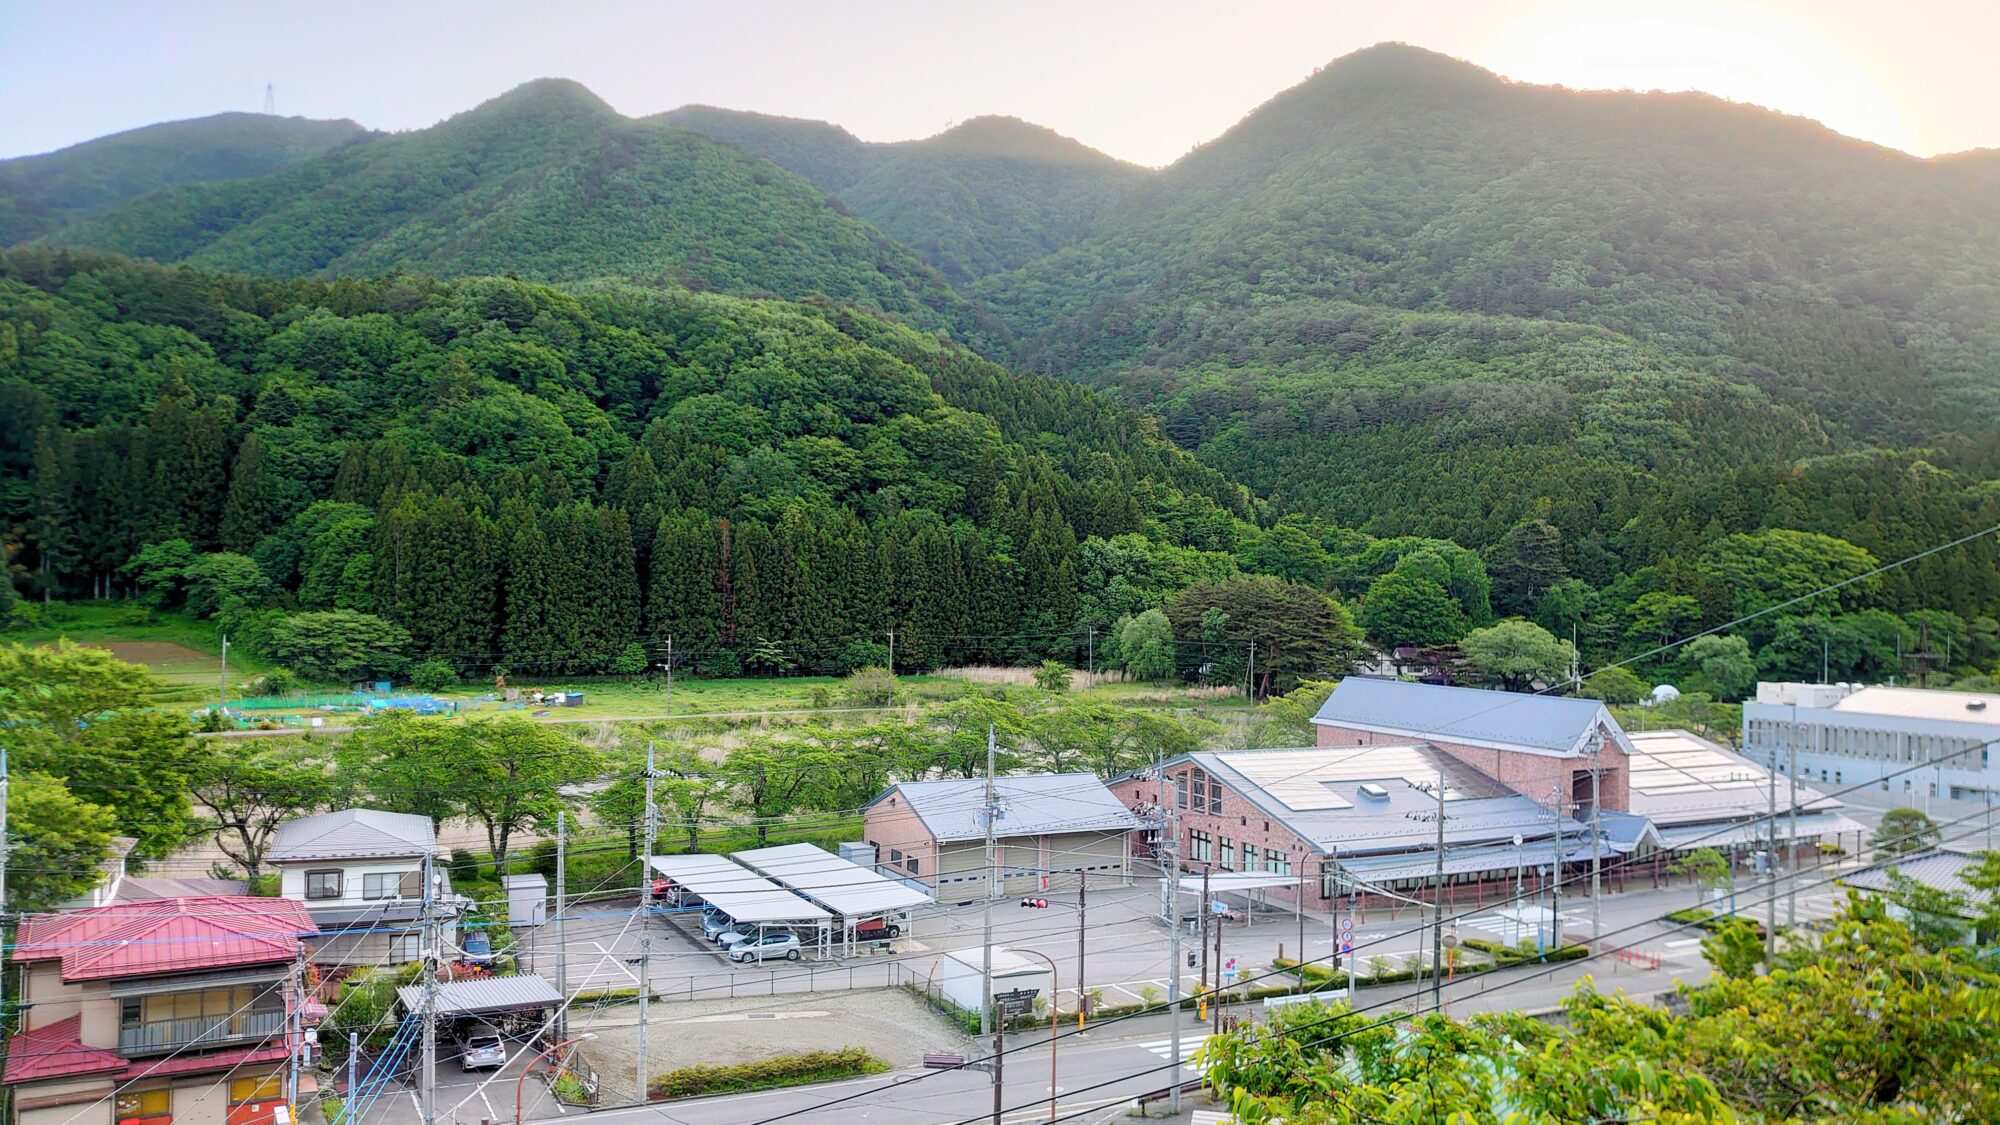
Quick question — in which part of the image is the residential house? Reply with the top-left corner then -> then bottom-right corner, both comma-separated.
863,774 -> 1141,895
267,809 -> 457,964
3,897 -> 314,1125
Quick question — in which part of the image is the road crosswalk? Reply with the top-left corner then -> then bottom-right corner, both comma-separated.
1138,1038 -> 1204,1073
1458,905 -> 1589,944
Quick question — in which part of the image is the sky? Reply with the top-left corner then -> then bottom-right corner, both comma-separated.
3,0 -> 1995,164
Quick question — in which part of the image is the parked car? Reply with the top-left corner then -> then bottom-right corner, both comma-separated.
728,931 -> 802,963
716,925 -> 756,948
700,910 -> 736,942
461,931 -> 495,966
853,916 -> 902,940
454,1021 -> 506,1070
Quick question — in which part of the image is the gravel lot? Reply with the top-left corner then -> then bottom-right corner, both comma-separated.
571,987 -> 971,1103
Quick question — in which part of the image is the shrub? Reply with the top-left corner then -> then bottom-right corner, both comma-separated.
841,666 -> 899,706
409,658 -> 459,693
1032,660 -> 1071,692
551,1072 -> 590,1105
648,1048 -> 886,1100
835,640 -> 890,675
254,667 -> 303,695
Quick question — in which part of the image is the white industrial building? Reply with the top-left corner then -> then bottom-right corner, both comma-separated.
1742,682 -> 2000,817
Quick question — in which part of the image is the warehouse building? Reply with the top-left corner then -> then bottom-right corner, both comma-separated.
862,773 -> 1141,895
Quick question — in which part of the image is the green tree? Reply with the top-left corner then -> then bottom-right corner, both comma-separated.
1579,665 -> 1647,705
0,638 -> 163,738
1460,618 -> 1574,691
335,712 -> 464,832
1871,807 -> 1940,858
1032,660 -> 1071,692
122,538 -> 200,607
1485,518 -> 1565,617
1358,570 -> 1467,651
192,744 -> 338,880
218,431 -> 279,553
718,733 -> 844,845
8,773 -> 117,912
1624,591 -> 1702,649
443,718 -> 602,877
1690,528 -> 1881,622
408,658 -> 459,693
183,552 -> 273,618
265,610 -> 413,682
1683,633 -> 1757,700
1117,608 -> 1178,682
1167,576 -> 1363,696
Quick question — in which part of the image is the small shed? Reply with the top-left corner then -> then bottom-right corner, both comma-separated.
503,874 -> 547,927
930,947 -> 1051,1015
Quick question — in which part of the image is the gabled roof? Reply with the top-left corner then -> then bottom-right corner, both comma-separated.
1,1016 -> 125,1085
14,896 -> 313,982
1311,678 -> 1627,758
269,808 -> 436,862
1845,848 -> 1995,908
871,774 -> 1142,843
113,877 -> 249,903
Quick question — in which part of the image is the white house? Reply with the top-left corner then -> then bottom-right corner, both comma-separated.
268,808 -> 462,963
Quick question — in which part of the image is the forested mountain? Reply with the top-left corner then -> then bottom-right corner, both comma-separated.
33,81 -> 997,348
0,112 -> 370,245
661,107 -> 1148,282
0,249 -> 1255,674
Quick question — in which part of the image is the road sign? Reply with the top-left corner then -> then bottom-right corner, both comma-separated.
995,988 -> 1039,1005
1211,900 -> 1229,915
1339,940 -> 1353,954
1338,917 -> 1354,936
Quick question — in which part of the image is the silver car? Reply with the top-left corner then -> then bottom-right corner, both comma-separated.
728,931 -> 802,964
454,1022 -> 506,1071
700,910 -> 735,943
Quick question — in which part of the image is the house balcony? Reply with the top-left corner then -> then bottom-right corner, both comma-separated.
118,1009 -> 285,1056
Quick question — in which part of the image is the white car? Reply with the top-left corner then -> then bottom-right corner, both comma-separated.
716,926 -> 756,948
728,931 -> 802,963
454,1022 -> 506,1071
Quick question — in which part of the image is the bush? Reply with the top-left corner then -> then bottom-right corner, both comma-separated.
835,640 -> 890,675
648,1048 -> 886,1100
409,658 -> 459,693
841,666 -> 899,707
253,667 -> 303,695
1032,660 -> 1071,692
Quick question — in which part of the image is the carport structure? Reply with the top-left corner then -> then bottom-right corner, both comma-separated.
647,853 -> 834,956
734,843 -> 932,954
396,974 -> 565,1021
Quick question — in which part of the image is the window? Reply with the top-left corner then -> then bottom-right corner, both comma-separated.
305,870 -> 342,899
117,1089 -> 171,1122
1189,830 -> 1211,862
362,872 -> 406,900
1174,776 -> 1189,809
1267,850 -> 1290,876
231,1076 -> 283,1105
1208,775 -> 1223,814
391,932 -> 421,961
905,856 -> 919,874
889,849 -> 903,865
1219,838 -> 1234,870
1241,848 -> 1260,873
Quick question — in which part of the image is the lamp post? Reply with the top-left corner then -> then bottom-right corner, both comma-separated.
1009,948 -> 1062,1124
515,1033 -> 596,1125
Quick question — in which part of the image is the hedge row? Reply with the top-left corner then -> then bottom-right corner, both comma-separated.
648,1047 -> 887,1100
1665,908 -> 1767,938
1458,938 -> 1591,966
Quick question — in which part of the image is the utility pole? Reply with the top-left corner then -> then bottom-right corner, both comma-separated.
555,810 -> 569,1042
345,1032 -> 358,1117
418,847 -> 437,1125
1787,722 -> 1799,931
886,628 -> 896,677
1211,875 -> 1223,1035
1246,640 -> 1257,701
1075,874 -> 1087,1029
1589,731 -> 1603,950
636,741 -> 658,1103
1,748 -> 10,1049
219,634 -> 229,712
1549,786 -> 1563,955
1765,766 -> 1778,969
1085,625 -> 1094,689
1431,767 -> 1445,1011
1158,763 -> 1184,1117
981,725 -> 999,1040
287,945 -> 305,1108
664,635 -> 673,717
989,1013 -> 1004,1125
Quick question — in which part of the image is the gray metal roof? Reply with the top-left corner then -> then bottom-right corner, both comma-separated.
397,974 -> 563,1017
878,773 -> 1142,844
1844,848 -> 1993,905
734,843 -> 932,916
113,877 -> 248,903
1312,678 -> 1618,755
1626,729 -> 1843,827
1187,746 -> 1586,858
269,809 -> 436,862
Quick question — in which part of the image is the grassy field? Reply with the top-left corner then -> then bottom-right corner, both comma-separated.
9,602 -> 1258,724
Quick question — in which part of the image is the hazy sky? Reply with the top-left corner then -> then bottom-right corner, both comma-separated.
4,0 -> 1995,164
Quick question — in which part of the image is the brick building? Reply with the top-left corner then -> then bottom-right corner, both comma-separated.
862,774 -> 1139,895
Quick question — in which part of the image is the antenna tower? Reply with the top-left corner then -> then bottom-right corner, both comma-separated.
263,82 -> 275,115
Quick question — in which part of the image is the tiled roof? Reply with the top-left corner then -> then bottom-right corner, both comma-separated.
873,774 -> 1142,843
1,1016 -> 125,1085
269,809 -> 436,862
14,897 -> 313,982
120,1043 -> 289,1080
1312,678 -> 1621,755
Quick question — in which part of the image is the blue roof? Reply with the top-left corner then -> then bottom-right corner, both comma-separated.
1311,678 -> 1617,755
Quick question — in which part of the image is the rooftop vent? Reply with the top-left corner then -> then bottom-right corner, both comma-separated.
1357,783 -> 1390,800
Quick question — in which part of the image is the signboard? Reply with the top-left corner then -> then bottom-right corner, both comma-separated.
995,988 -> 1039,1005
1211,900 -> 1229,915
1338,916 -> 1354,954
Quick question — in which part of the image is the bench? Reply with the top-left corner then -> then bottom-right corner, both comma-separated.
922,1053 -> 966,1070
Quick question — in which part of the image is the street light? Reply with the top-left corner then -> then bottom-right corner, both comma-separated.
1008,948 -> 1061,1124
515,1033 -> 596,1125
